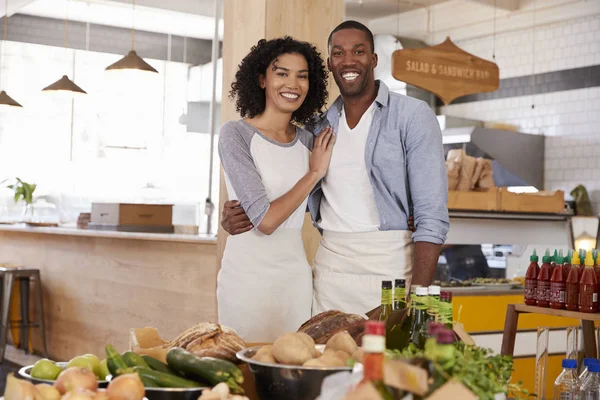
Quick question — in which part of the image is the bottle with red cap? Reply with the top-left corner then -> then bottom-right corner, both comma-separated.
524,249 -> 540,305
360,321 -> 394,399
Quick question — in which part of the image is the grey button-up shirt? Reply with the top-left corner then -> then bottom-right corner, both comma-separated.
307,81 -> 449,244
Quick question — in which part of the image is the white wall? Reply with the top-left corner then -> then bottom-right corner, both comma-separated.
442,14 -> 600,210
369,0 -> 600,211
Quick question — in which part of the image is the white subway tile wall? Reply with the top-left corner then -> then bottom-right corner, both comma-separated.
442,14 -> 600,212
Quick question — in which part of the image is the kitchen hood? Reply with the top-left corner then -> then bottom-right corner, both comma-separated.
438,115 -> 545,190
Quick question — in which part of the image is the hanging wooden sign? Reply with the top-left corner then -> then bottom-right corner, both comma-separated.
392,37 -> 500,105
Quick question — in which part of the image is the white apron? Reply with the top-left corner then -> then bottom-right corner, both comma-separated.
218,228 -> 313,343
312,230 -> 414,317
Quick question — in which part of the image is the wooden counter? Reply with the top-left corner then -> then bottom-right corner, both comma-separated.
0,226 -> 218,362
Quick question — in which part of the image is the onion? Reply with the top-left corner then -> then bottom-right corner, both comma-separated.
54,367 -> 98,395
93,389 -> 109,400
4,373 -> 37,400
34,383 -> 61,400
105,373 -> 145,400
61,390 -> 96,400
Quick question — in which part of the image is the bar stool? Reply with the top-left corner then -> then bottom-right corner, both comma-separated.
0,265 -> 49,363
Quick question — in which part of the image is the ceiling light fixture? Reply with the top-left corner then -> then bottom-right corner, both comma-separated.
105,0 -> 157,74
42,0 -> 87,95
0,0 -> 23,108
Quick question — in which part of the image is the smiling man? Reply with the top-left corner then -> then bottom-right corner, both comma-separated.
221,21 -> 449,317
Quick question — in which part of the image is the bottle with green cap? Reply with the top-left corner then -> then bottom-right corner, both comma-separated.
550,249 -> 567,309
563,250 -> 573,280
537,249 -> 553,307
551,249 -> 558,274
566,251 -> 582,311
525,248 -> 540,305
579,251 -> 599,313
579,249 -> 587,272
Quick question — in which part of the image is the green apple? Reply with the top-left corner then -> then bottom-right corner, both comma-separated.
66,355 -> 95,373
98,359 -> 110,380
30,359 -> 63,380
82,353 -> 101,377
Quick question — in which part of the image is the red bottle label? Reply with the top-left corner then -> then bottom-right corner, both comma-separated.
579,283 -> 598,312
524,279 -> 537,304
549,281 -> 566,308
565,282 -> 579,310
537,280 -> 550,306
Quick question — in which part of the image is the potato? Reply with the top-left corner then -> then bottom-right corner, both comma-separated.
272,333 -> 314,365
325,331 -> 358,355
303,358 -> 328,367
296,332 -> 315,348
255,345 -> 273,356
318,354 -> 346,367
322,349 -> 350,365
252,350 -> 276,364
351,348 -> 364,363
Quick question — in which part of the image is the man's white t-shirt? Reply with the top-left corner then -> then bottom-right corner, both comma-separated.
319,102 -> 380,232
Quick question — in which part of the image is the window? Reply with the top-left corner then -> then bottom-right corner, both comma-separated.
0,40 -> 220,229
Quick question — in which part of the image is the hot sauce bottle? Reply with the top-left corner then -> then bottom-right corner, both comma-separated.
550,250 -> 566,309
579,252 -> 599,313
550,249 -> 558,275
524,249 -> 540,306
563,250 -> 573,279
537,249 -> 552,308
580,249 -> 587,272
565,251 -> 581,312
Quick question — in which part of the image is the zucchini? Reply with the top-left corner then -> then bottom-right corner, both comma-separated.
166,347 -> 244,394
106,344 -> 130,376
142,355 -> 177,375
134,367 -> 203,388
122,351 -> 150,369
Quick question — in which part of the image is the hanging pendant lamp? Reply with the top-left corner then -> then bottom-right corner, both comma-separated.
42,0 -> 87,95
105,0 -> 157,74
0,0 -> 23,108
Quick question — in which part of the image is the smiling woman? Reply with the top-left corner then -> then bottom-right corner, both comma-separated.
217,37 -> 331,342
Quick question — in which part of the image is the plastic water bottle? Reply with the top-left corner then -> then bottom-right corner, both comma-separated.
581,358 -> 600,385
581,362 -> 600,399
555,359 -> 579,399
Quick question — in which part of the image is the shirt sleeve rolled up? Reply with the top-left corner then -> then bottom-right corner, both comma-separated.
405,103 -> 450,244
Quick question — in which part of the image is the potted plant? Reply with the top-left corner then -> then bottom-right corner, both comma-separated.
4,178 -> 37,221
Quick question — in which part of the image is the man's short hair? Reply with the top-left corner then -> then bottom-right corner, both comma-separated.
327,20 -> 375,53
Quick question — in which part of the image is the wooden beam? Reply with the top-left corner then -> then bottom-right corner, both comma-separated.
465,0 -> 520,11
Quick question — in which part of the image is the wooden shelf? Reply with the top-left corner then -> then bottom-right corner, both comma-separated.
514,304 -> 600,322
502,303 -> 599,358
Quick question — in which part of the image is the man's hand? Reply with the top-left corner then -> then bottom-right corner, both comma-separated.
221,200 -> 253,235
408,216 -> 415,233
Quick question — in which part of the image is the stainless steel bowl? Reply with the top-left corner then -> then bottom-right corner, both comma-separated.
18,362 -> 110,388
143,386 -> 206,400
18,362 -> 206,400
237,345 -> 351,400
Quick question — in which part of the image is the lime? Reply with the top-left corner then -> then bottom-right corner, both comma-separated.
83,353 -> 101,377
66,355 -> 95,373
98,359 -> 110,380
30,359 -> 63,380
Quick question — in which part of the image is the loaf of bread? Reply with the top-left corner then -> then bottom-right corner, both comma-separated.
167,322 -> 246,363
297,310 -> 366,346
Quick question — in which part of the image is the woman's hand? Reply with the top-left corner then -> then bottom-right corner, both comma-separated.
310,127 -> 335,180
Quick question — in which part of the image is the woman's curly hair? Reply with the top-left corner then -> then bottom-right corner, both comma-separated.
229,36 -> 328,127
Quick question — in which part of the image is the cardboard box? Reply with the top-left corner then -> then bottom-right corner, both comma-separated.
447,189 -> 499,211
91,203 -> 173,227
499,188 -> 565,213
